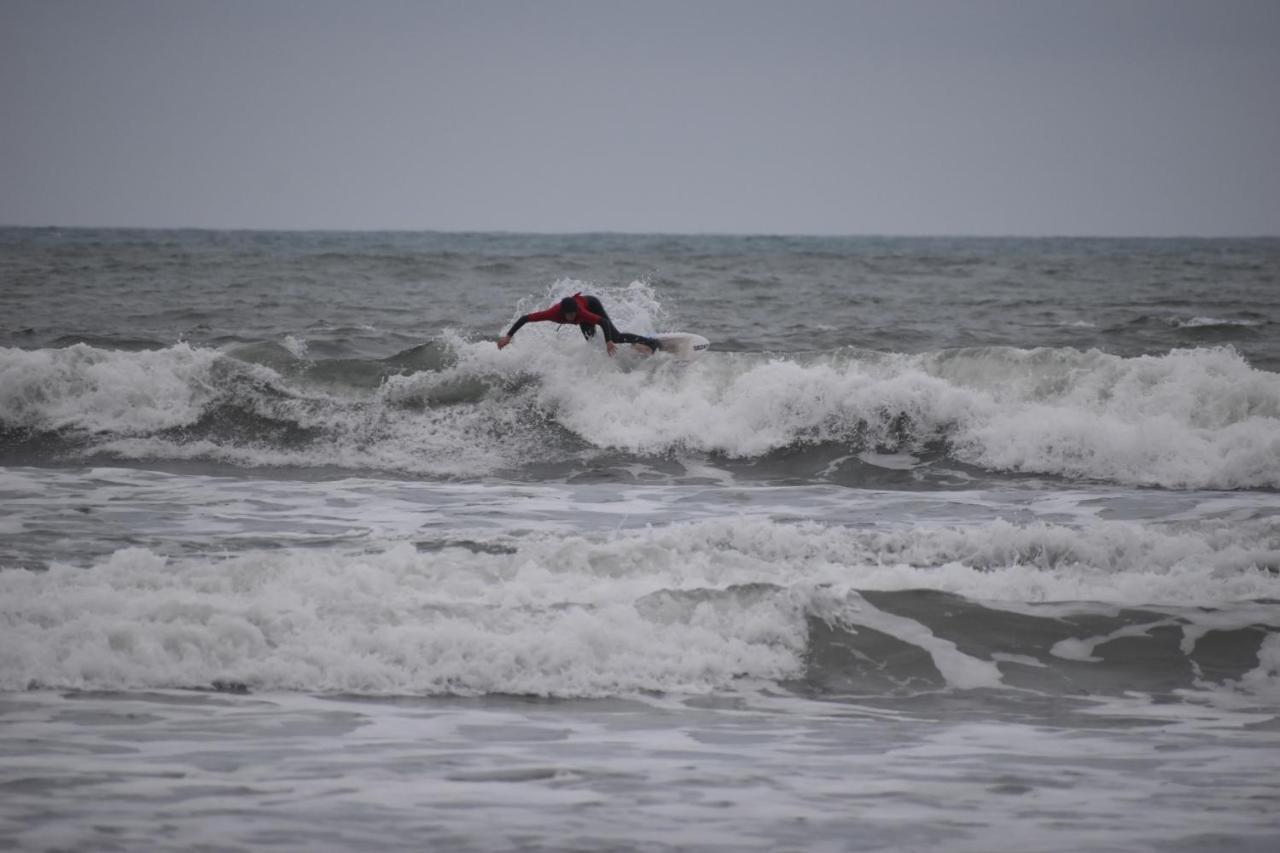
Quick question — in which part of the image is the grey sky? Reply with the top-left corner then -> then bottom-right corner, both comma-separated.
2,0 -> 1278,235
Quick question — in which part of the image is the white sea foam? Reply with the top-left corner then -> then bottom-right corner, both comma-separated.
0,343 -> 227,434
281,334 -> 309,358
2,514 -> 1277,695
4,313 -> 1279,488
1174,316 -> 1264,328
933,346 -> 1280,488
1239,633 -> 1280,703
472,334 -> 1280,488
0,542 -> 808,695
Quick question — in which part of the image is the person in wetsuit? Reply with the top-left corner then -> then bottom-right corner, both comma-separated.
497,293 -> 660,356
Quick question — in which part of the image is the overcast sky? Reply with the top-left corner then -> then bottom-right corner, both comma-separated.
2,0 -> 1278,236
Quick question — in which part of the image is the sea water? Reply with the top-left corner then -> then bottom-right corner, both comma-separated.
1,229 -> 1278,851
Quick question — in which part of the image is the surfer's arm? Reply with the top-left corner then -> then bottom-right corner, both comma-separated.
588,311 -> 621,355
504,314 -> 531,338
499,307 -> 559,347
584,308 -> 619,342
497,315 -> 527,349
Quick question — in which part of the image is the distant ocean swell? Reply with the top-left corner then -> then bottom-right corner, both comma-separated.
2,518 -> 1277,697
2,336 -> 1277,489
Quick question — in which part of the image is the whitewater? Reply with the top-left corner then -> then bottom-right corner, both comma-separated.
2,229 -> 1278,852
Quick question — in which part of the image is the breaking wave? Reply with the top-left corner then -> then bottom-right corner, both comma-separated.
2,516 -> 1277,698
2,288 -> 1278,489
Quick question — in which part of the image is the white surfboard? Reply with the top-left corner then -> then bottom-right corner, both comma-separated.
651,332 -> 710,360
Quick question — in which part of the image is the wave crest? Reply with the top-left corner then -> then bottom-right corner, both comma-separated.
2,339 -> 1277,488
3,515 -> 1277,697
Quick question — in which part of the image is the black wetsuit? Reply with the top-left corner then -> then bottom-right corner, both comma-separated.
577,295 -> 659,349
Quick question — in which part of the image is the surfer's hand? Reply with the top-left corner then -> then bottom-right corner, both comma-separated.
606,341 -> 617,357
497,335 -> 512,350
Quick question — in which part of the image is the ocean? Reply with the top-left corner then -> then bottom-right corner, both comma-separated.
1,228 -> 1278,852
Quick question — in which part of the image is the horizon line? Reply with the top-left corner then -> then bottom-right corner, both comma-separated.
2,223 -> 1277,241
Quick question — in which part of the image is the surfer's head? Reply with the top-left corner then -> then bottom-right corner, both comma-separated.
559,296 -> 578,319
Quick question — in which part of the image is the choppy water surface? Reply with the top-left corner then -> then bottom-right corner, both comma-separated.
2,229 -> 1278,851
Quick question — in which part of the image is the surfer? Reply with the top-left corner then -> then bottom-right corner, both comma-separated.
497,293 -> 660,356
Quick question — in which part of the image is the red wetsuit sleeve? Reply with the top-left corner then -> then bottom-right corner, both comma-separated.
526,307 -> 562,323
506,305 -> 562,336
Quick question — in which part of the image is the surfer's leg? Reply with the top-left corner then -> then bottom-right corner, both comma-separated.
582,296 -> 658,351
613,332 -> 660,350
610,330 -> 660,354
